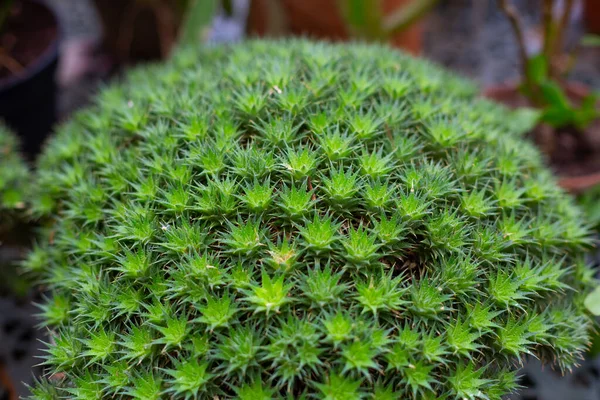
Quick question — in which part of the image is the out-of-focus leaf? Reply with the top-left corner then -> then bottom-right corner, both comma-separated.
337,0 -> 384,40
382,0 -> 439,36
178,0 -> 217,48
541,106 -> 576,128
538,80 -> 575,128
585,286 -> 600,316
582,34 -> 600,47
346,0 -> 368,28
540,81 -> 570,109
526,54 -> 549,86
574,93 -> 599,129
540,86 -> 598,129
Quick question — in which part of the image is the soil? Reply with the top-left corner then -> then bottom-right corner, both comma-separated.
484,84 -> 600,186
0,1 -> 58,81
547,121 -> 600,178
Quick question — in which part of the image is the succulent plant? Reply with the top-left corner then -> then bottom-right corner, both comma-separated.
26,40 -> 595,399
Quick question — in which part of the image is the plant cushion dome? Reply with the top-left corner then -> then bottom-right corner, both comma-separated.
27,40 -> 595,399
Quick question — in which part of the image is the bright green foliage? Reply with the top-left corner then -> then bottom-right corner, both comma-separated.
27,40 -> 595,399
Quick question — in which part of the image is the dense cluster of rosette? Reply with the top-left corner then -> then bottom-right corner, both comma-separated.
26,40 -> 594,399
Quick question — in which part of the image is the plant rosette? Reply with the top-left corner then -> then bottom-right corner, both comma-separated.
24,40 -> 597,400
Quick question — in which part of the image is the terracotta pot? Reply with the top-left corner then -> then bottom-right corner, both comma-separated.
0,0 -> 60,159
247,0 -> 424,55
584,0 -> 600,34
484,82 -> 600,193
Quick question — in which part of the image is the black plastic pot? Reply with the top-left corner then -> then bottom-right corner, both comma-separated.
0,0 -> 60,159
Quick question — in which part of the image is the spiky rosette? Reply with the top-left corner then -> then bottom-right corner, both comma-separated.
26,40 -> 594,399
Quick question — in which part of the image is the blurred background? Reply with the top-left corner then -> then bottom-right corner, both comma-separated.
0,0 -> 599,399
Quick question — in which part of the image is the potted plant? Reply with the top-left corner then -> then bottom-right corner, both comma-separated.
247,0 -> 439,54
25,39 -> 594,399
487,0 -> 600,193
0,0 -> 60,159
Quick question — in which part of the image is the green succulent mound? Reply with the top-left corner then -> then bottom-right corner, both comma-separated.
28,40 -> 595,399
0,124 -> 28,232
